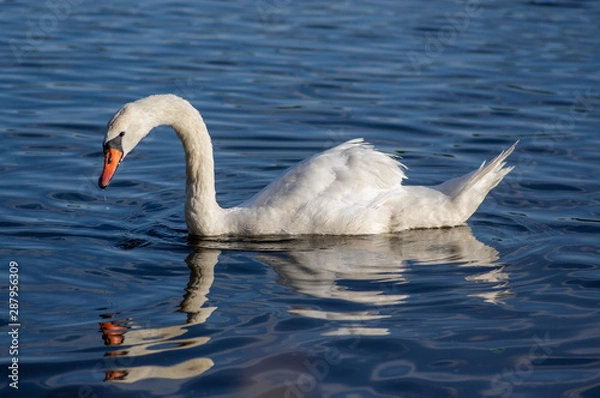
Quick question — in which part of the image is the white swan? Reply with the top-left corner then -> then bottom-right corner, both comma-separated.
98,94 -> 517,236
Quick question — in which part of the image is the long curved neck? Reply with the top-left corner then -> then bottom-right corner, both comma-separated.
145,95 -> 225,235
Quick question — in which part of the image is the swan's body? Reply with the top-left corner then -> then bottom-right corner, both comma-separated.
99,94 -> 517,236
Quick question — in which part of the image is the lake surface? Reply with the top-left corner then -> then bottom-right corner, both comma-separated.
1,1 -> 599,397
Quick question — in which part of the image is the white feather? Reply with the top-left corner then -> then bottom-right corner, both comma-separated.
100,94 -> 517,236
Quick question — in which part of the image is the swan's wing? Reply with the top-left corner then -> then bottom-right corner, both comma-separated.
243,139 -> 406,210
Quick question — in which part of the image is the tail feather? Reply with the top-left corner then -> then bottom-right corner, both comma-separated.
435,141 -> 518,221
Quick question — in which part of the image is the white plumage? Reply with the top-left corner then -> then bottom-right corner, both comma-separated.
99,94 -> 517,236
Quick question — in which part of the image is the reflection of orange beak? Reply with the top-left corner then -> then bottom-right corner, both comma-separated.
105,369 -> 128,381
98,147 -> 123,189
100,320 -> 128,346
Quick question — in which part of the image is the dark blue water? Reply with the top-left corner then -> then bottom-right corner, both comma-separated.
1,1 -> 599,397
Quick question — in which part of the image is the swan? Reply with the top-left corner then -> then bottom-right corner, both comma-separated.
98,94 -> 517,236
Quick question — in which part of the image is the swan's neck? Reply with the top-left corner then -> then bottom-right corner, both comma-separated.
149,95 -> 225,235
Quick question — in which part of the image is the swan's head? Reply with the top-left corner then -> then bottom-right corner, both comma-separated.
98,94 -> 200,189
98,99 -> 158,189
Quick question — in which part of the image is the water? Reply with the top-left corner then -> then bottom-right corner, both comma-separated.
1,0 -> 599,397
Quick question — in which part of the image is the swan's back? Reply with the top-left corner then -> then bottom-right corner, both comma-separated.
228,139 -> 517,235
230,139 -> 407,234
244,139 -> 406,209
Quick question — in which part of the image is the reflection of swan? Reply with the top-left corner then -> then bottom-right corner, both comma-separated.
256,227 -> 509,315
191,226 -> 510,335
100,251 -> 218,383
99,227 -> 510,384
98,94 -> 517,236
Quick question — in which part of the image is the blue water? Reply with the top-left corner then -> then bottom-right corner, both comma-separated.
1,1 -> 599,397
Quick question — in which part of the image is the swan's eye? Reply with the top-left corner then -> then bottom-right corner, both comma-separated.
105,132 -> 126,152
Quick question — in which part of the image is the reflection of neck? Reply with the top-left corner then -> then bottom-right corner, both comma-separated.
99,248 -> 220,384
182,251 -> 219,324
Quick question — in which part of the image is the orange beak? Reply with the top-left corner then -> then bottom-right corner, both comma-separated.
98,147 -> 123,189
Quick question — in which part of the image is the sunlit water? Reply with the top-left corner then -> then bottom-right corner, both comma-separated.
1,1 -> 599,397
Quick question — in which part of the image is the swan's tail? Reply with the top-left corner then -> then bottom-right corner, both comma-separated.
435,141 -> 518,222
